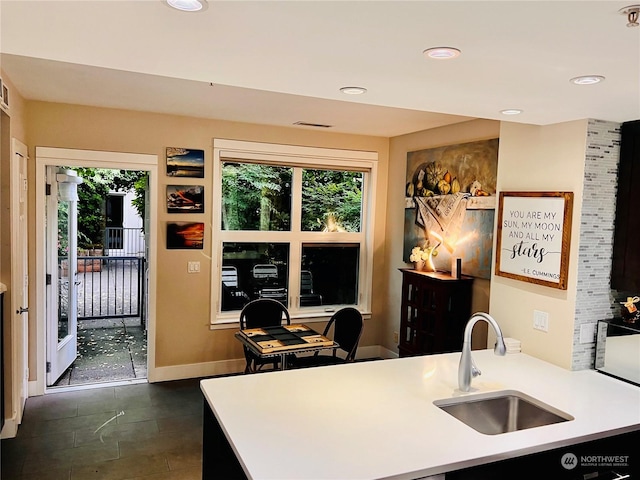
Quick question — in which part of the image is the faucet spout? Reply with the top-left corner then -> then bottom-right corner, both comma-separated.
458,312 -> 506,392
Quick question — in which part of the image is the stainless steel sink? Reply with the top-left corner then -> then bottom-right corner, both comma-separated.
434,390 -> 573,435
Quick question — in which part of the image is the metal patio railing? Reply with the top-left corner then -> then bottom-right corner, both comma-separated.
76,256 -> 145,320
105,227 -> 145,257
58,256 -> 145,324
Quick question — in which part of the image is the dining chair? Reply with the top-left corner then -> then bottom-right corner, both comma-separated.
239,298 -> 291,373
299,270 -> 322,306
290,307 -> 364,368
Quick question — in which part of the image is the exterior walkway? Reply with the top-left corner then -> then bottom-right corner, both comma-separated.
53,318 -> 147,387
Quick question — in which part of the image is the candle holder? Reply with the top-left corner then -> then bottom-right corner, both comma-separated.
620,296 -> 640,324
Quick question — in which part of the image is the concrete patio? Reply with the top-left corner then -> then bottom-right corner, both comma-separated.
53,317 -> 147,387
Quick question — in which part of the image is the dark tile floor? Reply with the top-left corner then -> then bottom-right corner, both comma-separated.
1,378 -> 203,480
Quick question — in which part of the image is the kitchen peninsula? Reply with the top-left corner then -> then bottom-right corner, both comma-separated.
200,351 -> 640,479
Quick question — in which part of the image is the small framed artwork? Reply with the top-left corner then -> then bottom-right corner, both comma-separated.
166,185 -> 204,213
0,77 -> 4,103
166,147 -> 204,178
166,222 -> 205,249
495,191 -> 573,290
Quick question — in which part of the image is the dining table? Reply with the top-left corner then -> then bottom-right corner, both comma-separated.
234,323 -> 337,371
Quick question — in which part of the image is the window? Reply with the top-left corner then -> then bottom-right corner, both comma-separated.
211,140 -> 377,325
221,163 -> 292,231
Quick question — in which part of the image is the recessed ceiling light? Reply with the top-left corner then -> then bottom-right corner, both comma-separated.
423,47 -> 461,60
570,75 -> 605,85
165,0 -> 207,12
619,5 -> 640,27
500,109 -> 523,115
340,86 -> 367,95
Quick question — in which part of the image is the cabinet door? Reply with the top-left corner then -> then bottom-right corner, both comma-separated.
611,120 -> 640,291
398,273 -> 424,356
398,270 -> 472,357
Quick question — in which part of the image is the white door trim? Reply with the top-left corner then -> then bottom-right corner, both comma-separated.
1,139 -> 29,439
34,147 -> 158,395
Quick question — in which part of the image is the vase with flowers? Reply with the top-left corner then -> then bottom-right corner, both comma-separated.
409,243 -> 438,272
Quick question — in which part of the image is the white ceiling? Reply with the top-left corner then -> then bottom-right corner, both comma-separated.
1,0 -> 639,137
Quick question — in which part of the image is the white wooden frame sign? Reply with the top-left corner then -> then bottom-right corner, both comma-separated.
495,191 -> 573,290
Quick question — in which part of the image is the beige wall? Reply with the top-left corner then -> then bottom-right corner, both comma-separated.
25,101 -> 390,380
384,119 -> 501,352
385,118 -> 590,367
0,69 -> 27,426
489,120 -> 588,369
0,70 -> 27,142
0,68 -> 598,416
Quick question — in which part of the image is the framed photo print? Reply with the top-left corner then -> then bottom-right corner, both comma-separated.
495,191 -> 573,290
166,222 -> 205,250
166,185 -> 204,213
166,147 -> 204,178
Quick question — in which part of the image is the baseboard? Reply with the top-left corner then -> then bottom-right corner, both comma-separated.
149,358 -> 246,383
0,416 -> 18,439
148,345 -> 397,383
357,345 -> 398,360
29,379 -> 44,397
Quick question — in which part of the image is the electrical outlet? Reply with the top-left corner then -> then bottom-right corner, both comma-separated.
393,331 -> 399,344
580,323 -> 596,344
187,261 -> 200,273
533,310 -> 549,332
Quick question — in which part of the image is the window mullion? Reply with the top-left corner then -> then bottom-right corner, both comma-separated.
288,169 -> 303,311
288,239 -> 302,312
291,168 -> 303,234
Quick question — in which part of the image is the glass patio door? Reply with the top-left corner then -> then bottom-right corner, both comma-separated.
46,167 -> 83,385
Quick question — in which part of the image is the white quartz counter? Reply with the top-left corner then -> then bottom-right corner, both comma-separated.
200,351 -> 640,480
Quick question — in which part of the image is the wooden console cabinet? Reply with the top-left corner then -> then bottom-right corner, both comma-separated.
398,269 -> 473,357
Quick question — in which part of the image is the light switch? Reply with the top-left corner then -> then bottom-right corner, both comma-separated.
533,310 -> 549,332
188,261 -> 200,273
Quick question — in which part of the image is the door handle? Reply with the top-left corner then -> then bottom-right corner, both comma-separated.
16,307 -> 29,314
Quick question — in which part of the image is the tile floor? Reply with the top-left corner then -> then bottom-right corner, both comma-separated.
1,378 -> 204,480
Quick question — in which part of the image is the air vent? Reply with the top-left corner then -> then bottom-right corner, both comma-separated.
293,121 -> 333,129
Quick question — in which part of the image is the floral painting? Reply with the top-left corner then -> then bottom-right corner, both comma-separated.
404,138 -> 499,279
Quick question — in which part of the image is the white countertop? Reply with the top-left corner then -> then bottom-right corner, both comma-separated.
200,351 -> 640,480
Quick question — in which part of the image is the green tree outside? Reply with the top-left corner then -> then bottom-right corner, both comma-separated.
221,163 -> 362,233
74,168 -> 147,248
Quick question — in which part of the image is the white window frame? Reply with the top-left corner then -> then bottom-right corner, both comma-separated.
210,139 -> 377,327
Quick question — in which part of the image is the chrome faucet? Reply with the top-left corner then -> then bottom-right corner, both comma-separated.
458,312 -> 506,392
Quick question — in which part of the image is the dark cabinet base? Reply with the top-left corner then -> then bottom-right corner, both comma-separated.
447,430 -> 640,479
202,401 -> 247,480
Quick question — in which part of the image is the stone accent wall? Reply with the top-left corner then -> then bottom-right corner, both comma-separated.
572,119 -> 621,370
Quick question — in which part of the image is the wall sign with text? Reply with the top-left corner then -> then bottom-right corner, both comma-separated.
495,191 -> 573,290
